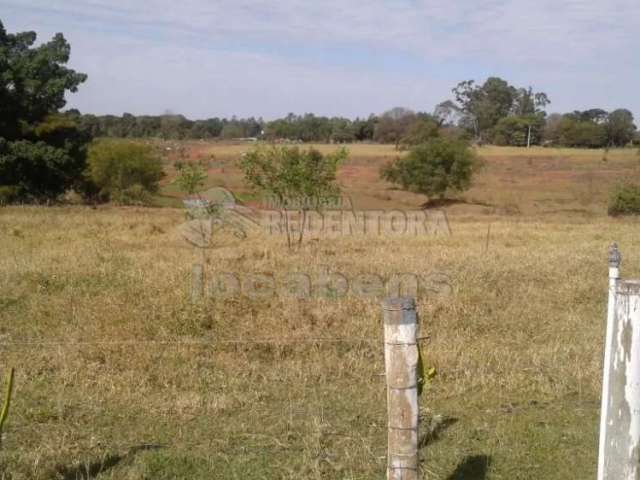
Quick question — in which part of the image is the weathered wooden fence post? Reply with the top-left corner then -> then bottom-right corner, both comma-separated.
597,244 -> 640,479
192,263 -> 204,303
383,297 -> 419,480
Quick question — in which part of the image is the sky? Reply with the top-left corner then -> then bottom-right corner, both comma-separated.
2,0 -> 639,120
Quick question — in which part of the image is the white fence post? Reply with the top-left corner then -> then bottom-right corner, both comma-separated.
597,244 -> 640,479
383,297 -> 419,480
598,243 -> 621,478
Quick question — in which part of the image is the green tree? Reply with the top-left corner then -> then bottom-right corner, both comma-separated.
452,78 -> 515,140
400,118 -> 440,147
606,109 -> 636,147
87,140 -> 164,204
239,145 -> 346,247
450,78 -> 549,141
381,138 -> 479,201
493,114 -> 545,146
374,108 -> 417,148
175,163 -> 207,195
0,20 -> 89,201
557,117 -> 607,148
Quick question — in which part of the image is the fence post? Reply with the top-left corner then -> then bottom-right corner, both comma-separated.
383,297 -> 419,480
598,243 -> 621,478
192,263 -> 204,303
597,244 -> 640,479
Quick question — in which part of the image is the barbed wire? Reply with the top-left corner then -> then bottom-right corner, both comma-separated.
0,336 -> 429,349
0,336 -> 430,348
0,338 -> 379,348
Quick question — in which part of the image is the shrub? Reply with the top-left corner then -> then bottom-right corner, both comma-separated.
608,184 -> 640,216
111,184 -> 151,206
0,186 -> 21,206
87,140 -> 164,204
0,135 -> 88,201
174,163 -> 207,195
381,138 -> 480,201
239,145 -> 346,247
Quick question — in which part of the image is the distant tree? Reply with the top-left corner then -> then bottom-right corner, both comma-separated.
543,113 -> 564,144
569,109 -> 609,124
220,123 -> 245,139
239,145 -> 346,247
493,114 -> 545,146
330,118 -> 355,143
352,116 -> 376,141
556,116 -> 607,148
606,109 -> 636,146
449,77 -> 549,142
400,118 -> 440,147
384,107 -> 415,121
433,100 -> 462,126
452,78 -> 515,140
86,140 -> 164,204
512,87 -> 550,116
0,20 -> 89,201
374,108 -> 417,148
381,138 -> 480,201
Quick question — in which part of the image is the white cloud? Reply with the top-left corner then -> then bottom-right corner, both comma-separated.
2,0 -> 639,118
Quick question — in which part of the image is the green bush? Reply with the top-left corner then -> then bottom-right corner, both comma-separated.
381,138 -> 480,200
239,145 -> 346,247
0,134 -> 88,201
87,140 -> 164,204
608,184 -> 640,216
0,186 -> 21,206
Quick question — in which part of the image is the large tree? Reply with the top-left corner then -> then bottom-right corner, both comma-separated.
449,77 -> 549,142
0,20 -> 89,201
606,109 -> 636,146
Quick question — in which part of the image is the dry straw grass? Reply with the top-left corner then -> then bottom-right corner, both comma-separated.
1,201 -> 640,478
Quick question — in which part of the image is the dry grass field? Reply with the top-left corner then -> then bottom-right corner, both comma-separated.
159,142 -> 640,215
1,144 -> 640,479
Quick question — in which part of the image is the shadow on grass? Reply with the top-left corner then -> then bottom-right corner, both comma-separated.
419,416 -> 459,448
446,455 -> 491,480
54,444 -> 164,480
421,198 -> 494,209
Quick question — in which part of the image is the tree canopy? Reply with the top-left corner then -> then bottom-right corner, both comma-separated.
0,20 -> 89,201
381,138 -> 480,201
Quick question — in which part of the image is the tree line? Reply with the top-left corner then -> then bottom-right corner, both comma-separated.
67,87 -> 638,148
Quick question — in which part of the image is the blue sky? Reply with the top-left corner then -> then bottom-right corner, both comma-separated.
2,0 -> 639,120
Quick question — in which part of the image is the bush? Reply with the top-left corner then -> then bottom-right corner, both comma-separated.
0,135 -> 87,201
0,186 -> 21,205
87,140 -> 164,204
239,145 -> 346,247
381,138 -> 480,200
608,184 -> 640,216
174,163 -> 207,195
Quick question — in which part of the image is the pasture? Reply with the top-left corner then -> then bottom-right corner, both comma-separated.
1,144 -> 640,479
159,143 -> 640,216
